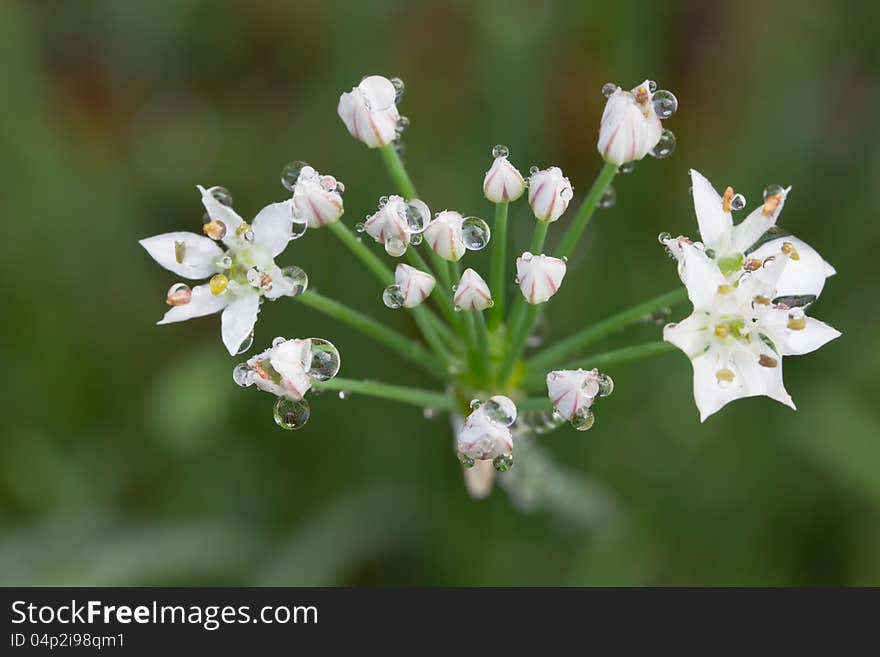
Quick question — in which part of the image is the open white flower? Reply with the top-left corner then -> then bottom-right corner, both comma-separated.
236,338 -> 314,400
454,268 -> 493,311
395,263 -> 435,308
457,396 -> 517,469
516,252 -> 566,304
423,210 -> 466,262
664,242 -> 841,421
663,170 -> 836,297
597,80 -> 666,165
140,186 -> 307,355
337,75 -> 401,148
289,164 -> 344,228
527,166 -> 573,222
483,149 -> 526,203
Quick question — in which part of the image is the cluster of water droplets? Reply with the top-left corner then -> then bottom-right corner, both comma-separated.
459,397 -> 517,472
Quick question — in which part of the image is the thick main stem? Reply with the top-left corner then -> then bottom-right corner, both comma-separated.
526,288 -> 687,372
555,161 -> 618,260
312,377 -> 453,410
488,201 -> 508,329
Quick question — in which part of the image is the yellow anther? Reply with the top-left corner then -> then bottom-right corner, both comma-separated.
717,284 -> 732,295
714,324 -> 729,338
787,316 -> 806,330
209,273 -> 229,295
236,221 -> 252,237
753,295 -> 771,305
259,272 -> 273,290
781,241 -> 800,260
174,241 -> 186,264
715,368 -> 735,383
743,258 -> 762,272
722,186 -> 734,213
203,220 -> 227,241
758,354 -> 779,368
762,193 -> 782,216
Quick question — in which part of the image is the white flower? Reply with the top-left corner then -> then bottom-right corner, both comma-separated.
337,75 -> 400,148
664,242 -> 841,421
483,152 -> 525,203
515,252 -> 566,304
527,166 -> 573,222
664,170 -> 836,296
395,263 -> 435,308
457,395 -> 517,465
454,268 -> 493,311
423,210 -> 466,262
597,80 -> 664,165
238,338 -> 314,400
140,186 -> 306,355
290,165 -> 344,228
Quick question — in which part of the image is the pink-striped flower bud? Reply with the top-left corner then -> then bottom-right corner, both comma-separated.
527,166 -> 573,222
337,75 -> 401,148
454,268 -> 493,311
515,252 -> 566,304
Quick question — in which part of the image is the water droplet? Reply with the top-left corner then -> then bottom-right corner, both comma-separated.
513,276 -> 520,285
384,235 -> 407,257
405,199 -> 430,233
382,284 -> 405,309
307,338 -> 340,381
378,195 -> 389,208
394,140 -> 406,157
730,194 -> 746,211
236,333 -> 254,355
651,90 -> 678,119
618,161 -> 635,174
389,76 -> 405,103
281,161 -> 308,192
355,222 -> 366,233
281,265 -> 308,296
211,187 -> 233,206
493,454 -> 514,472
166,283 -> 192,306
657,231 -> 671,244
216,254 -> 232,270
598,185 -> 617,208
492,144 -> 509,158
705,248 -> 716,259
336,182 -> 345,193
396,116 -> 410,132
272,336 -> 286,347
423,407 -> 437,419
338,390 -> 348,400
521,251 -> 533,262
233,362 -> 253,387
601,82 -> 617,98
469,399 -> 481,410
461,216 -> 491,250
202,220 -> 227,241
597,374 -> 614,397
457,452 -> 475,468
571,408 -> 595,431
763,184 -> 784,199
273,397 -> 310,430
409,233 -> 423,246
529,166 -> 539,175
647,80 -> 658,93
650,129 -> 676,158
482,397 -> 516,426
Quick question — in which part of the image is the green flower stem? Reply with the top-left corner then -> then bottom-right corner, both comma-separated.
555,161 -> 618,260
523,340 -> 678,389
529,220 -> 550,255
459,310 -> 484,378
475,309 -> 491,380
526,288 -> 687,373
312,377 -> 454,411
499,303 -> 539,386
379,144 -> 417,199
515,396 -> 554,412
295,291 -> 445,379
488,201 -> 509,329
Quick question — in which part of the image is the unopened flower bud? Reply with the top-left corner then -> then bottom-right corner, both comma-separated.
516,252 -> 566,304
527,166 -> 573,222
597,80 -> 664,165
337,75 -> 401,148
423,210 -> 466,262
483,152 -> 525,203
454,268 -> 493,311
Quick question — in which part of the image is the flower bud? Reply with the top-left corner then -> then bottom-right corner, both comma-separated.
527,166 -> 573,222
546,369 -> 601,421
337,75 -> 400,148
394,263 -> 435,308
516,252 -> 566,304
364,196 -> 409,244
483,153 -> 525,203
454,268 -> 493,311
246,338 -> 313,401
423,210 -> 466,262
457,396 -> 516,462
597,80 -> 663,165
291,165 -> 344,228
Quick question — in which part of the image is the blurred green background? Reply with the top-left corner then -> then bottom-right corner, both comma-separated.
2,0 -> 878,586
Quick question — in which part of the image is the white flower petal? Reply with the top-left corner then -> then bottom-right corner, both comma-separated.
364,196 -> 409,244
270,338 -> 313,400
730,186 -> 791,253
359,75 -> 396,109
689,170 -> 733,250
527,166 -> 572,223
678,243 -> 730,310
597,81 -> 663,165
198,185 -> 244,241
457,408 -> 513,461
749,236 -> 836,298
761,309 -> 841,356
251,200 -> 295,257
483,156 -> 525,203
395,263 -> 435,308
454,268 -> 492,311
157,283 -> 228,324
516,253 -> 566,304
663,312 -> 710,358
139,231 -> 223,279
292,176 -> 344,229
423,211 -> 466,262
220,291 -> 261,356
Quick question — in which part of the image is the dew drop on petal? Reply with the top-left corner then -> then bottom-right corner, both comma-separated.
492,144 -> 509,158
233,362 -> 253,387
618,161 -> 635,174
529,166 -> 539,175
597,373 -> 614,397
457,452 -> 475,468
651,90 -> 678,119
469,399 -> 481,410
394,140 -> 406,157
763,184 -> 784,199
601,82 -> 617,98
272,336 -> 286,347
461,216 -> 491,250
396,116 -> 410,132
236,333 -> 254,355
281,161 -> 308,192
273,397 -> 310,430
211,187 -> 233,206
405,199 -> 431,233
355,222 -> 366,233
650,129 -> 676,158
382,284 -> 405,309
730,194 -> 747,211
482,397 -> 517,426
203,220 -> 227,241
308,338 -> 341,381
571,408 -> 595,431
290,216 -> 308,240
493,454 -> 514,472
378,195 -> 389,208
384,235 -> 407,257
409,233 -> 423,246
281,265 -> 309,296
657,231 -> 672,244
598,185 -> 617,208
166,283 -> 192,306
389,77 -> 405,104
647,80 -> 658,93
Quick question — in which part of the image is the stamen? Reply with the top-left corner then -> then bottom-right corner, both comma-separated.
781,241 -> 800,261
758,354 -> 778,368
174,241 -> 186,264
203,220 -> 227,241
762,193 -> 782,216
722,186 -> 734,213
236,221 -> 251,237
714,324 -> 729,338
742,258 -> 762,272
753,295 -> 771,306
787,316 -> 806,330
717,284 -> 732,295
715,368 -> 735,383
209,273 -> 229,295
